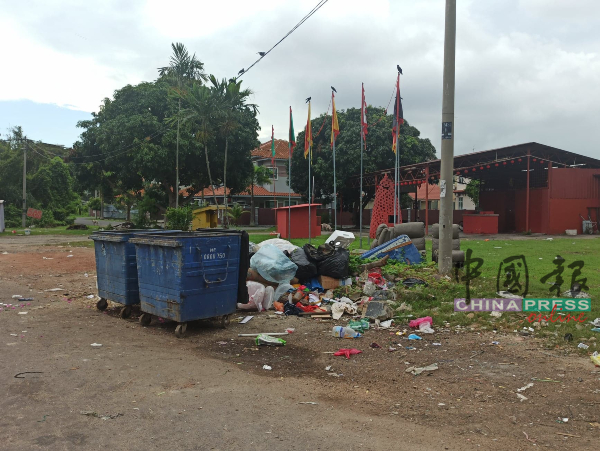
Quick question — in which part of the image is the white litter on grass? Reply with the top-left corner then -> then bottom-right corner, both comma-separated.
578,343 -> 589,349
45,288 -> 64,292
18,312 -> 28,315
560,418 -> 569,423
84,273 -> 89,277
517,383 -> 534,392
379,319 -> 393,329
517,394 -> 528,402
490,311 -> 502,318
12,295 -> 22,299
325,366 -> 332,371
87,295 -> 94,299
91,343 -> 103,347
262,365 -> 272,371
240,316 -> 253,324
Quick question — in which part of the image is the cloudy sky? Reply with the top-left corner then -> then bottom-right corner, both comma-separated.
1,0 -> 599,159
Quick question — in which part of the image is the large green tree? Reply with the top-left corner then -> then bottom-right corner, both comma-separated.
291,107 -> 436,217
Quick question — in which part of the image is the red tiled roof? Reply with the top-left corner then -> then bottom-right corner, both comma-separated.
251,139 -> 293,160
193,185 -> 300,198
408,183 -> 441,201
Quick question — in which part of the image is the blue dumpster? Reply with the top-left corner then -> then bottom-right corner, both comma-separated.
90,229 -> 175,318
130,231 -> 243,337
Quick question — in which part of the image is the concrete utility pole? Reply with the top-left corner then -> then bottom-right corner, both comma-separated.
438,0 -> 457,275
22,139 -> 27,228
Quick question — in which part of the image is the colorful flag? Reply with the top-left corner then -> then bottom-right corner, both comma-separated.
392,74 -> 404,154
331,92 -> 340,148
304,101 -> 312,159
289,107 -> 296,154
361,83 -> 368,143
271,125 -> 275,166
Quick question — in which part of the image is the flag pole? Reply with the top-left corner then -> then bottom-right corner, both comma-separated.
333,137 -> 337,231
288,141 -> 291,239
308,144 -> 312,244
359,84 -> 365,249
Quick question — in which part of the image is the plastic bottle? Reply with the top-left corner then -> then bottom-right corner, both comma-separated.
332,326 -> 361,338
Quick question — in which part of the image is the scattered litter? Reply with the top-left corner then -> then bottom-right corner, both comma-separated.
80,411 -> 123,420
591,328 -> 600,333
497,291 -> 522,299
90,343 -> 103,347
348,319 -> 369,333
11,295 -> 22,299
18,312 -> 27,315
494,246 -> 502,249
578,343 -> 589,350
240,316 -> 253,324
592,318 -> 600,327
216,341 -> 228,345
325,365 -> 332,371
517,393 -> 528,402
42,257 -> 53,260
332,326 -> 361,339
9,334 -> 17,337
402,278 -> 428,288
255,334 -> 286,346
370,342 -> 381,348
86,295 -> 94,299
44,288 -> 64,292
406,363 -> 438,375
298,402 -> 318,405
328,372 -> 342,377
408,334 -> 422,340
438,403 -> 445,406
388,347 -> 397,352
591,352 -> 600,366
492,341 -> 500,345
556,432 -> 580,438
379,319 -> 393,329
67,255 -> 74,258
405,346 -> 416,350
409,317 -> 434,334
333,348 -> 362,359
490,311 -> 502,318
517,383 -> 534,392
564,333 -> 573,342
532,377 -> 560,383
262,365 -> 272,371
14,371 -> 43,379
432,343 -> 442,346
558,418 -> 569,423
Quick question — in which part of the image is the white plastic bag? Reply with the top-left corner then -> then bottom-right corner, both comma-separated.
250,244 -> 298,284
255,238 -> 298,254
246,281 -> 266,311
263,286 -> 275,310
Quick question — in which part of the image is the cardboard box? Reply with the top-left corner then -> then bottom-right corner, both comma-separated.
318,275 -> 341,290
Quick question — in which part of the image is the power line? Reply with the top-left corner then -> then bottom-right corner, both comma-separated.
238,0 -> 329,79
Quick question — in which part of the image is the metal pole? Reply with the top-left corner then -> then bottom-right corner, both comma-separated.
526,152 -> 530,232
396,136 -> 400,223
22,139 -> 27,228
438,0 -> 457,275
359,126 -> 364,248
333,138 -> 337,231
393,155 -> 397,226
288,142 -> 292,239
425,165 -> 429,234
308,146 -> 312,244
176,103 -> 180,209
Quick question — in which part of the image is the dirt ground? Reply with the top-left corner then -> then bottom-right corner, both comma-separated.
0,235 -> 599,450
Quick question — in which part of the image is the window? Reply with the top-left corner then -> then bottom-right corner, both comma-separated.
428,200 -> 439,210
458,196 -> 463,210
458,176 -> 466,184
267,167 -> 278,180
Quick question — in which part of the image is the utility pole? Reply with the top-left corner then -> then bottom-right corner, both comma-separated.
22,139 -> 27,228
438,0 -> 457,275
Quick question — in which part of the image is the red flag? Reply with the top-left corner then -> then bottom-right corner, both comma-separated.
361,83 -> 368,144
331,92 -> 339,148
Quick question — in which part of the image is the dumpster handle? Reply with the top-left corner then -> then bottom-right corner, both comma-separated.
197,244 -> 230,286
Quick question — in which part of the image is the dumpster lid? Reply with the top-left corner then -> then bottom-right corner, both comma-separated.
129,230 -> 243,247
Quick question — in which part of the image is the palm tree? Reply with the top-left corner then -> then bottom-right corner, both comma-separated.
209,75 -> 258,226
249,165 -> 273,226
178,84 -> 224,207
226,202 -> 249,226
158,43 -> 207,208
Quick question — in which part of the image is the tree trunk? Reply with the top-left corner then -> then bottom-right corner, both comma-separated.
204,144 -> 218,207
223,136 -> 228,228
250,183 -> 255,226
100,189 -> 104,219
176,99 -> 180,209
126,204 -> 131,221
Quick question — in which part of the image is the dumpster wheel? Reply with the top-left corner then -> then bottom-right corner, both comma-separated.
219,315 -> 231,329
175,323 -> 187,338
120,306 -> 132,319
139,313 -> 152,327
96,298 -> 108,311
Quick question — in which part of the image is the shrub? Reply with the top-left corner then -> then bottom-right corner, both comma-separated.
165,206 -> 193,231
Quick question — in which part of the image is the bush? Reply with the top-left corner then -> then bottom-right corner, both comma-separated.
36,210 -> 57,228
4,203 -> 21,228
65,216 -> 76,226
165,206 -> 193,231
88,197 -> 101,212
320,211 -> 331,225
52,208 -> 68,222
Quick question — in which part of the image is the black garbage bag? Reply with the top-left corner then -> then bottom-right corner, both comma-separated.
317,248 -> 350,279
290,248 -> 318,280
303,243 -> 335,263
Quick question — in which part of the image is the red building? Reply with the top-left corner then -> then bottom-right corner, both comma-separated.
360,143 -> 600,235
